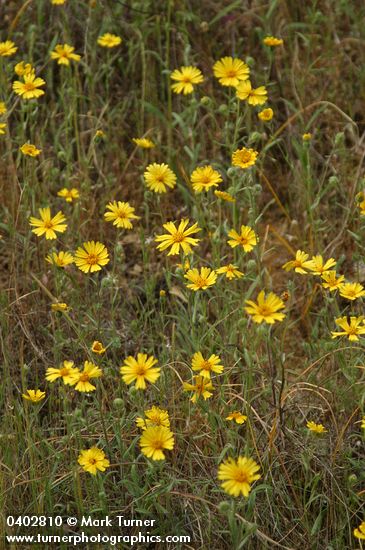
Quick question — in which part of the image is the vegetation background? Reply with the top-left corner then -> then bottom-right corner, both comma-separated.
1,0 -> 365,548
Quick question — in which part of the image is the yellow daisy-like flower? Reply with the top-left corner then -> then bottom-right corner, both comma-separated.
218,456 -> 261,497
245,290 -> 286,324
339,282 -> 365,301
91,341 -> 106,354
143,162 -> 177,193
302,133 -> 312,141
213,57 -> 250,87
0,40 -> 17,57
216,264 -> 244,280
69,361 -> 102,392
29,207 -> 67,240
78,447 -> 110,475
155,219 -> 201,256
214,190 -> 236,202
183,375 -> 214,402
170,65 -> 204,95
132,137 -> 155,148
263,36 -> 283,47
139,426 -> 175,461
306,421 -> 327,434
120,353 -> 160,390
184,267 -> 217,291
226,411 -> 247,424
74,241 -> 110,273
331,316 -> 365,342
97,33 -> 122,48
46,251 -> 74,267
227,225 -> 257,252
354,521 -> 365,540
20,143 -> 42,157
191,351 -> 224,379
231,147 -> 258,169
45,360 -> 79,384
104,201 -> 140,229
306,255 -> 336,275
14,61 -> 34,77
236,80 -> 268,106
51,302 -> 69,312
0,123 -> 6,135
22,389 -> 46,402
258,108 -> 274,121
51,0 -> 67,4
361,416 -> 365,429
57,188 -> 80,202
13,72 -> 46,100
50,44 -> 81,65
321,271 -> 345,291
0,102 -> 7,115
136,406 -> 170,430
282,250 -> 313,274
95,129 -> 105,139
359,198 -> 365,216
190,165 -> 222,193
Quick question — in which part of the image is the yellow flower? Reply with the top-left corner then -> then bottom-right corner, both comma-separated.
13,73 -> 46,100
190,165 -> 222,193
57,188 -> 80,202
258,108 -> 274,121
226,411 -> 247,424
78,447 -> 110,475
74,241 -> 110,273
231,147 -> 258,169
0,40 -> 17,57
184,267 -> 217,291
69,361 -> 102,392
22,389 -> 46,402
216,264 -> 244,280
51,0 -> 67,4
0,102 -> 7,115
359,198 -> 365,216
20,143 -> 41,157
120,353 -> 160,390
94,129 -> 105,139
245,290 -> 286,324
263,36 -> 283,47
14,61 -> 34,77
139,426 -> 174,461
170,66 -> 204,95
46,251 -> 74,267
331,316 -> 365,342
227,225 -> 257,252
29,207 -> 67,240
218,456 -> 261,497
191,352 -> 224,379
213,57 -> 250,87
306,255 -> 336,275
361,416 -> 365,429
132,137 -> 155,148
214,190 -> 236,202
306,421 -> 327,434
183,375 -> 214,402
339,282 -> 365,301
321,271 -> 345,291
354,521 -> 365,540
282,250 -> 313,274
46,360 -> 79,384
91,341 -> 106,354
0,123 -> 6,135
236,80 -> 268,106
302,133 -> 312,141
51,302 -> 69,312
50,44 -> 81,65
144,163 -> 177,193
155,219 -> 201,255
97,33 -> 122,48
104,201 -> 139,229
136,406 -> 170,430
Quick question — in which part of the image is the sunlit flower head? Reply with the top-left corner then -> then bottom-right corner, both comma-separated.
216,264 -> 244,280
245,290 -> 285,324
302,133 -> 312,141
321,271 -> 345,291
91,341 -> 106,354
14,61 -> 34,77
132,137 -> 155,148
307,255 -> 336,275
232,147 -> 258,169
120,353 -> 160,390
57,188 -> 79,202
50,44 -> 81,65
213,57 -> 249,87
339,282 -> 365,301
170,65 -> 204,95
282,250 -> 312,274
226,411 -> 247,424
354,522 -> 365,540
236,81 -> 268,106
13,72 -> 46,99
218,456 -> 261,497
190,165 -> 222,193
29,207 -> 67,240
258,108 -> 274,121
136,406 -> 170,430
51,302 -> 69,312
214,190 -> 236,202
191,351 -> 224,379
0,123 -> 6,135
69,361 -> 102,392
46,360 -> 79,384
184,267 -> 217,291
144,163 -> 177,193
155,219 -> 201,256
22,389 -> 46,402
104,201 -> 139,229
78,447 -> 110,475
74,241 -> 110,273
263,36 -> 283,47
139,426 -> 174,461
361,416 -> 365,429
306,421 -> 327,434
51,0 -> 67,4
0,40 -> 17,57
331,316 -> 365,342
46,251 -> 74,267
94,129 -> 105,139
227,225 -> 257,252
97,33 -> 122,48
0,102 -> 7,115
20,143 -> 41,157
183,375 -> 214,402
